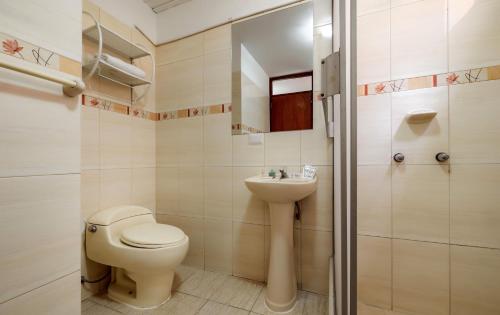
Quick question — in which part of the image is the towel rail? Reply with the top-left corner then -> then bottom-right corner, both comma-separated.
0,55 -> 85,97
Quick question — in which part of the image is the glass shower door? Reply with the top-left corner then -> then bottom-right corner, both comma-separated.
355,0 -> 500,314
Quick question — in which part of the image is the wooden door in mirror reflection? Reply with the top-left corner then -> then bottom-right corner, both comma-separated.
270,71 -> 313,132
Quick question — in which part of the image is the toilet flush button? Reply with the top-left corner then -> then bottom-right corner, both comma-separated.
88,225 -> 98,233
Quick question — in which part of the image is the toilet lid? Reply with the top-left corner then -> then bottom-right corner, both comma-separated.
120,223 -> 186,249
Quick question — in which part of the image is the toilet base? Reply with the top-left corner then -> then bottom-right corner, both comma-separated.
108,267 -> 174,309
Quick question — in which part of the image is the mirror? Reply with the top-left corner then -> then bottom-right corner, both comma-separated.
231,2 -> 314,134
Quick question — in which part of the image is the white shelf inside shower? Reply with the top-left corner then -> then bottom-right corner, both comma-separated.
83,24 -> 150,59
83,59 -> 151,87
406,109 -> 437,123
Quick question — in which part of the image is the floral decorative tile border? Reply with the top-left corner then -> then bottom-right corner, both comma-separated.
82,94 -> 233,122
1,32 -> 81,77
82,94 -> 159,120
232,123 -> 265,134
358,65 -> 500,96
1,32 -> 59,70
158,103 -> 232,121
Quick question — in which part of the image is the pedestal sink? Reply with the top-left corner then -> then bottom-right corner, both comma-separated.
245,175 -> 318,313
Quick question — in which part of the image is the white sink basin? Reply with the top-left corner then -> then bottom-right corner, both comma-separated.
244,176 -> 317,203
245,175 -> 317,313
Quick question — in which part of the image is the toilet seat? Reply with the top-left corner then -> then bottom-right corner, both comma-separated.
120,223 -> 186,249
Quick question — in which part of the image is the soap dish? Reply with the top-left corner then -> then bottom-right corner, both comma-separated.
406,109 -> 437,123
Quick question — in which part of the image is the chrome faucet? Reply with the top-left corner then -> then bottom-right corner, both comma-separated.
279,169 -> 288,179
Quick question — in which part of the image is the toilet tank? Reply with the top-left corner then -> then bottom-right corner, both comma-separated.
86,206 -> 155,262
88,205 -> 154,226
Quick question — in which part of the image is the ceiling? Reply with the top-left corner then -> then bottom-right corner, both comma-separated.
232,2 -> 313,78
143,0 -> 192,13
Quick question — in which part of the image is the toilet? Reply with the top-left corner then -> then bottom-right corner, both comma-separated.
85,205 -> 189,309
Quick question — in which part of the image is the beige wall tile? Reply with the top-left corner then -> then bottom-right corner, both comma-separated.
451,246 -> 500,315
156,57 -> 204,112
232,134 -> 265,166
449,0 -> 500,71
156,34 -> 204,66
358,302 -> 396,315
81,169 -> 100,221
392,165 -> 449,243
301,166 -> 333,231
357,0 -> 390,16
82,106 -> 100,170
233,222 -> 265,282
358,94 -> 391,165
451,164 -> 500,249
300,129 -> 333,166
158,214 -> 204,268
131,167 -> 156,211
204,218 -> 233,274
156,167 -> 179,214
204,166 -> 232,219
301,229 -> 332,295
0,175 -> 80,303
178,116 -> 204,166
392,87 -> 449,164
98,76 -> 131,104
99,110 -> 132,169
100,168 -> 132,209
0,271 -> 80,315
156,119 -> 180,167
132,28 -> 156,112
391,0 -> 447,79
179,166 -> 204,218
233,167 -> 266,224
204,49 -> 231,105
393,239 -> 449,315
358,236 -> 392,309
204,24 -> 231,54
391,0 -> 423,7
358,165 -> 391,237
0,82 -> 80,177
132,54 -> 156,112
204,113 -> 232,166
357,10 -> 390,84
450,80 -> 500,163
265,131 -> 301,166
132,117 -> 156,168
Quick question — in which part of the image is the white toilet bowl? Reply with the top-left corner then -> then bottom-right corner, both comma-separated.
85,205 -> 189,309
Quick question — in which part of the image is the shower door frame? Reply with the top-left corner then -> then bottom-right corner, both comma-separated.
333,0 -> 357,314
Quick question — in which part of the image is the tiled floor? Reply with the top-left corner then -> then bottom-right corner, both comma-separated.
82,265 -> 329,315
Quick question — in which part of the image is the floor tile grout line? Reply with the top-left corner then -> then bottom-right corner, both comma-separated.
249,285 -> 264,313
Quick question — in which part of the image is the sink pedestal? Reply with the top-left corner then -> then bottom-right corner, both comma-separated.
266,202 -> 297,312
244,175 -> 317,313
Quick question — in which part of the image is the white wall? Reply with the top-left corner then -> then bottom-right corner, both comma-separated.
273,76 -> 312,95
90,0 -> 158,42
156,0 -> 298,43
240,45 -> 270,132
